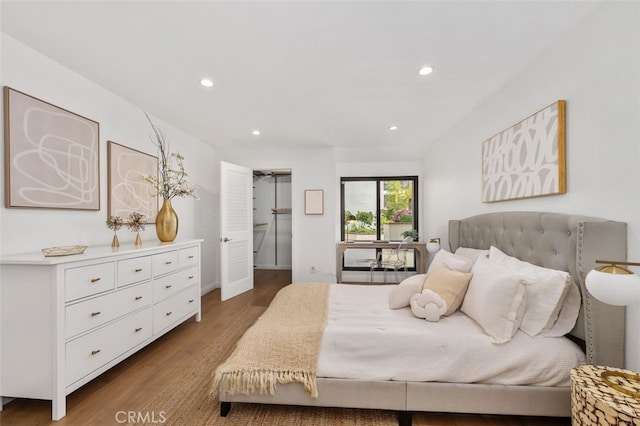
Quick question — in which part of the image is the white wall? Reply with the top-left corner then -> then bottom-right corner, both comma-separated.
0,34 -> 219,291
217,146 -> 337,283
422,3 -> 640,369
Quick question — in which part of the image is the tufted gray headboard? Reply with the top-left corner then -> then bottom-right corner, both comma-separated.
448,211 -> 627,368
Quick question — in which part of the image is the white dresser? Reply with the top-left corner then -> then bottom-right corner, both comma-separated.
0,239 -> 203,420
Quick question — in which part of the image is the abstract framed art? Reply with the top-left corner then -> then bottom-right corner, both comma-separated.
3,86 -> 100,210
107,141 -> 158,223
481,100 -> 566,203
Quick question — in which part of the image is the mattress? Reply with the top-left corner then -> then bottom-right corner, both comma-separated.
317,284 -> 585,387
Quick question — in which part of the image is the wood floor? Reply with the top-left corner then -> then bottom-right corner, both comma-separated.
0,269 -> 570,425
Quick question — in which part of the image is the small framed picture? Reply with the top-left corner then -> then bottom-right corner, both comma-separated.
304,189 -> 324,215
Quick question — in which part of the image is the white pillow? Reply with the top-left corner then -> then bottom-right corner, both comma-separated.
388,274 -> 426,309
454,247 -> 490,264
489,246 -> 571,337
541,282 -> 581,336
427,249 -> 473,277
461,256 -> 528,344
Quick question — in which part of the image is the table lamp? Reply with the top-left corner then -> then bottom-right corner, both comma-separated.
585,259 -> 640,398
426,237 -> 441,253
585,260 -> 640,306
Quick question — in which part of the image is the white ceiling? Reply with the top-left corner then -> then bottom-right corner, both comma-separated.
1,1 -> 602,161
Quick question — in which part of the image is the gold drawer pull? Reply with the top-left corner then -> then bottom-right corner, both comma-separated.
165,284 -> 172,289
188,275 -> 194,279
91,349 -> 101,355
165,311 -> 172,316
90,277 -> 101,283
134,268 -> 143,272
165,261 -> 173,265
135,327 -> 142,332
91,311 -> 101,317
135,296 -> 143,300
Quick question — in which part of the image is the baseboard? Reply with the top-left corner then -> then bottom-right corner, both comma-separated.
253,265 -> 292,270
201,281 -> 219,295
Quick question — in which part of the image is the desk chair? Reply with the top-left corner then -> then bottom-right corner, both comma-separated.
369,237 -> 411,284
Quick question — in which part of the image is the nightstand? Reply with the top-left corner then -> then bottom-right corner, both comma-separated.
571,364 -> 640,424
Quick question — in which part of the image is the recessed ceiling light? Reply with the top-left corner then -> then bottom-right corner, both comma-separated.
200,78 -> 214,87
418,66 -> 434,76
252,130 -> 261,136
389,125 -> 398,131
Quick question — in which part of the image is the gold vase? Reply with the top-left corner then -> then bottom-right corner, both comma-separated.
112,232 -> 120,248
156,198 -> 178,242
134,232 -> 142,247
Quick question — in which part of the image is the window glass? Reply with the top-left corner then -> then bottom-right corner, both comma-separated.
343,180 -> 377,242
341,176 -> 418,270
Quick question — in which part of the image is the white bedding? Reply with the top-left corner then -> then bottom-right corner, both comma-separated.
317,284 -> 585,387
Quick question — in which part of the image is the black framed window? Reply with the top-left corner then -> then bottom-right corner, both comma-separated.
340,176 -> 418,270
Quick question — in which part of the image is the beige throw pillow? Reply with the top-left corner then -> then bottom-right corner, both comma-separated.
422,264 -> 473,316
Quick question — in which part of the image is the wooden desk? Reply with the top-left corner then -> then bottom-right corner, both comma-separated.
336,241 -> 427,284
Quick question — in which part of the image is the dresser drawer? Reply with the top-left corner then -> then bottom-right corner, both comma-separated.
65,262 -> 116,302
65,281 -> 152,339
66,307 -> 152,386
179,246 -> 199,268
153,285 -> 199,335
152,251 -> 178,277
153,266 -> 199,303
117,256 -> 152,287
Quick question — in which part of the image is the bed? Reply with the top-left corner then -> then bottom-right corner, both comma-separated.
214,211 -> 627,424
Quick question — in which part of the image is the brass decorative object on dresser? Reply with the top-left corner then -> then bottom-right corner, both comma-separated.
0,239 -> 203,421
571,364 -> 640,424
156,198 -> 179,242
141,113 -> 197,243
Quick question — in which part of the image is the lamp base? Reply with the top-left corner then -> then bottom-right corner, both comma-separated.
601,370 -> 640,399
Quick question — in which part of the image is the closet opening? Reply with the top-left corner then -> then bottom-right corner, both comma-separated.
252,169 -> 292,286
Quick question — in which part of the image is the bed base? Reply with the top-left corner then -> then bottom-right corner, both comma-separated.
221,402 -> 412,426
219,377 -> 570,424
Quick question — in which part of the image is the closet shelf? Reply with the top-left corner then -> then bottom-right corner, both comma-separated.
254,223 -> 268,227
271,208 -> 292,214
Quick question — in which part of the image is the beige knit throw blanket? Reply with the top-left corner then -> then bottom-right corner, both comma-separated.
212,283 -> 330,399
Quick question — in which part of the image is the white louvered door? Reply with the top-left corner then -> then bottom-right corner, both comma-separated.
219,161 -> 254,301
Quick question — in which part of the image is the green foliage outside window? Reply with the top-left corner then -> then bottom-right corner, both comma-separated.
344,210 -> 376,234
382,181 -> 413,223
355,211 -> 373,225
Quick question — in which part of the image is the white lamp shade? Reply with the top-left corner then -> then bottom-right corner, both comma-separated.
585,269 -> 640,306
426,242 -> 441,253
